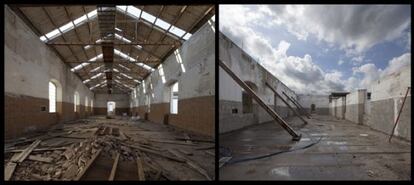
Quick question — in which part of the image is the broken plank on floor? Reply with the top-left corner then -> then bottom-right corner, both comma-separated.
108,152 -> 120,181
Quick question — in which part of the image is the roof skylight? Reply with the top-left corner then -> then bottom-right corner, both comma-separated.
39,9 -> 97,42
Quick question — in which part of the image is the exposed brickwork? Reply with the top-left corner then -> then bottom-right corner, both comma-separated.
130,96 -> 214,137
5,94 -> 57,139
5,93 -> 92,139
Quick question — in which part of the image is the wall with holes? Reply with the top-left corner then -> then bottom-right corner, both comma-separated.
129,18 -> 215,137
4,5 -> 94,139
219,32 -> 298,133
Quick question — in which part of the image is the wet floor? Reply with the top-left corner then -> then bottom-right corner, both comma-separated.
219,114 -> 411,180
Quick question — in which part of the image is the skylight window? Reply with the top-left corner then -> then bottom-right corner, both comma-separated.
84,45 -> 92,50
59,22 -> 75,34
155,19 -> 171,30
183,33 -> 192,40
115,27 -> 123,32
114,49 -> 136,62
134,79 -> 141,83
90,65 -> 103,73
125,6 -> 142,19
116,6 -> 127,12
113,68 -> 120,72
141,11 -> 156,23
169,26 -> 186,37
116,76 -> 121,79
39,9 -> 97,42
115,33 -> 132,43
121,73 -> 133,79
91,72 -> 103,79
83,79 -> 91,84
118,64 -> 131,71
45,29 -> 60,41
89,54 -> 103,62
135,45 -> 143,50
137,63 -> 155,72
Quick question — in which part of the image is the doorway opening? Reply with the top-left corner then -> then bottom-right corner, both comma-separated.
107,101 -> 116,116
311,104 -> 316,113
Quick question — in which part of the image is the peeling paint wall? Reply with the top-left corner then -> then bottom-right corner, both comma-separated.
5,5 -> 94,139
219,32 -> 297,133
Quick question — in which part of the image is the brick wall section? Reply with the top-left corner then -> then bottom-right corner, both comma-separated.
130,96 -> 214,137
5,94 -> 56,139
5,93 -> 91,139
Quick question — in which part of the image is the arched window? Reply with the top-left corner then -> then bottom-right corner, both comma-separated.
49,82 -> 57,113
91,100 -> 93,112
85,96 -> 88,112
74,92 -> 79,112
170,82 -> 179,114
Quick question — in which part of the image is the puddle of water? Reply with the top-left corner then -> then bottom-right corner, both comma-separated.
311,133 -> 328,136
359,134 -> 369,137
269,167 -> 290,177
301,138 -> 311,141
326,141 -> 347,145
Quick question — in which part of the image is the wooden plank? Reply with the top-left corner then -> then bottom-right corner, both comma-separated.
168,149 -> 211,180
109,127 -> 113,136
149,139 -> 197,146
119,131 -> 128,141
219,157 -> 232,168
219,59 -> 301,141
74,148 -> 102,181
28,155 -> 53,163
195,146 -> 215,150
14,139 -> 42,163
4,162 -> 17,181
140,152 -> 178,181
123,143 -> 185,163
108,152 -> 120,181
136,156 -> 146,180
205,151 -> 214,156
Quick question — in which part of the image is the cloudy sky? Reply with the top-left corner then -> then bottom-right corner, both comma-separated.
219,5 -> 411,95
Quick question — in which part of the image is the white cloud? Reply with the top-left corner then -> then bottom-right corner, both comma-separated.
219,5 -> 411,95
263,5 -> 411,55
346,52 -> 411,90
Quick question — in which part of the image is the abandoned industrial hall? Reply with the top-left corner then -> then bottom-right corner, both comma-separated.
218,4 -> 411,181
4,4 -> 215,181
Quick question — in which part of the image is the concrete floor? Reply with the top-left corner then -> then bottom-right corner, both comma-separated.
219,114 -> 411,180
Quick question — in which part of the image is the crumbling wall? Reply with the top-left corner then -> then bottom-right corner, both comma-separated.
129,18 -> 215,137
365,67 -> 411,141
219,32 -> 297,133
4,6 -> 94,139
94,93 -> 130,115
297,94 -> 329,115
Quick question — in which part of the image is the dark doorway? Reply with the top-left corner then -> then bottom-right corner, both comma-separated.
311,104 -> 316,113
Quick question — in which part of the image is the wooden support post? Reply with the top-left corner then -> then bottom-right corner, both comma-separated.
282,92 -> 311,119
219,59 -> 301,141
4,162 -> 17,181
108,152 -> 120,181
265,82 -> 308,125
389,87 -> 411,142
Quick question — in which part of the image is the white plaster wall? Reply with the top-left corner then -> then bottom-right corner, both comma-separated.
297,94 -> 329,109
370,67 -> 411,101
218,33 -> 296,105
4,5 -> 93,104
130,18 -> 215,105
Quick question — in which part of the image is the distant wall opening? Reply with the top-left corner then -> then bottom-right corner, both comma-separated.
311,104 -> 316,113
107,101 -> 116,116
170,82 -> 179,114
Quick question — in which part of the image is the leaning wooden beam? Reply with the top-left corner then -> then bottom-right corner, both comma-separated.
14,139 -> 42,163
74,148 -> 102,181
108,152 -> 120,181
136,155 -> 146,181
282,92 -> 311,119
5,147 -> 67,153
265,82 -> 308,125
168,149 -> 212,180
290,94 -> 312,118
149,139 -> 197,146
219,59 -> 301,141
